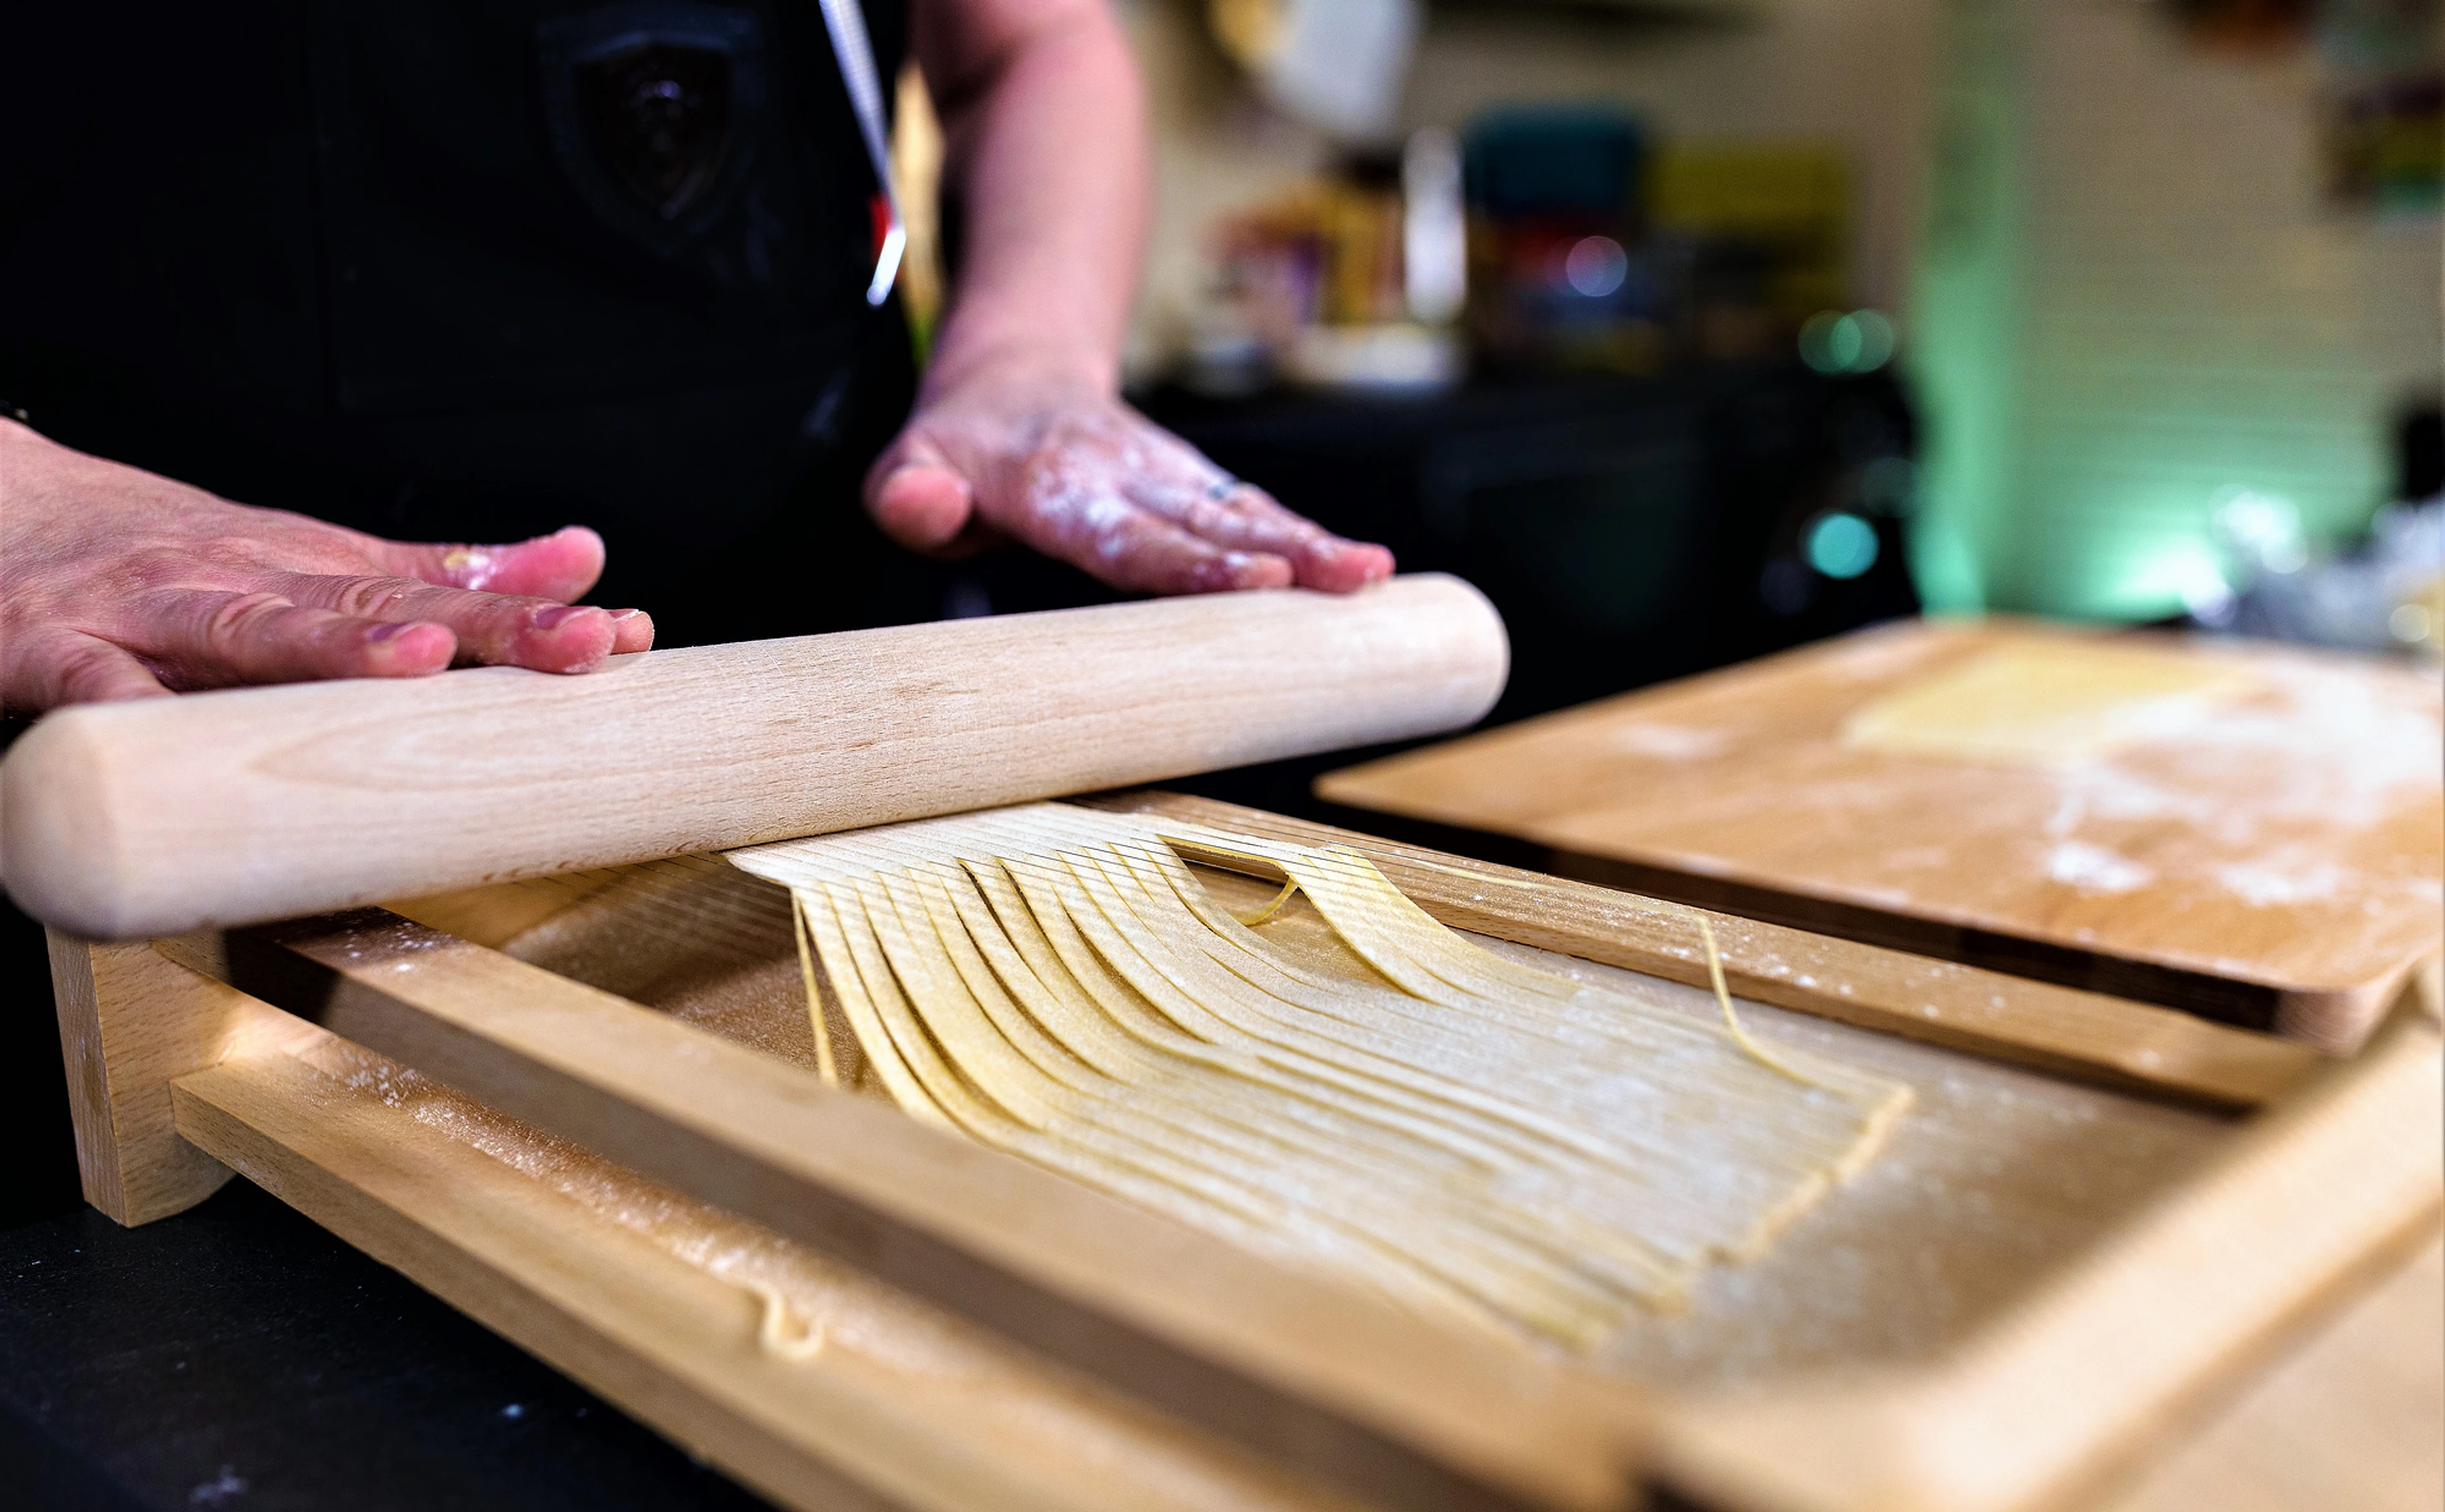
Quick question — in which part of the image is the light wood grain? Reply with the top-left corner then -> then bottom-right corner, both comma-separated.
1080,793 -> 2322,1110
172,1045 -> 1375,1512
1646,1004 -> 2445,1512
2095,1234 -> 2443,1512
403,845 -> 2259,1388
1,574 -> 1506,941
62,818 -> 2441,1512
388,870 -> 619,948
153,911 -> 1640,1512
44,931 -> 324,1224
1315,619 -> 2443,1050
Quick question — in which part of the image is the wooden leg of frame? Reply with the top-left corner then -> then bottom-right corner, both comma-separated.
47,929 -> 326,1225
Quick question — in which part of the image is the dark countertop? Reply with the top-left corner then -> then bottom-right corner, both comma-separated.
0,891 -> 774,1512
0,1181 -> 775,1512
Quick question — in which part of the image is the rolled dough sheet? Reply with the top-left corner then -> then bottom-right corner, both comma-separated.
734,806 -> 1912,1351
1841,640 -> 2259,764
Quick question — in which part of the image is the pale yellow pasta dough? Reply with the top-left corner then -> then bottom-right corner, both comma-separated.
1841,641 -> 2258,764
731,806 -> 1910,1349
746,1278 -> 829,1361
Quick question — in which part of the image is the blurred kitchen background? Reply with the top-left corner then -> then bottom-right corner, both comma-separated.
891,0 -> 2442,729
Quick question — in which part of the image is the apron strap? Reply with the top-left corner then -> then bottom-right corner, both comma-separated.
816,0 -> 906,307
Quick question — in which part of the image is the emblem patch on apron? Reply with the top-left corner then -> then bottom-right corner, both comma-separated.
540,3 -> 768,252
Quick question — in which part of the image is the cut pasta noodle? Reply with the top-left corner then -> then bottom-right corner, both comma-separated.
746,1279 -> 829,1362
1697,914 -> 1823,1088
731,805 -> 1910,1349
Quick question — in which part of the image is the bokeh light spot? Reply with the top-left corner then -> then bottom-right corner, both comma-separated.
1799,309 -> 1897,374
1564,235 -> 1629,298
1849,310 -> 1895,371
1799,313 -> 1844,372
1804,511 -> 1880,579
2210,486 -> 2307,576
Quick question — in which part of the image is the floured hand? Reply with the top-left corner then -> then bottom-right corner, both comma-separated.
0,420 -> 653,712
864,365 -> 1394,596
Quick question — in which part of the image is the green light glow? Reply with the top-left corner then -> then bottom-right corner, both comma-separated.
1904,1 -> 2430,624
1902,0 -> 2025,614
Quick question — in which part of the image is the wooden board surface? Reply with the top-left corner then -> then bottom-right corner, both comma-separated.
398,847 -> 2251,1388
156,909 -> 1638,1512
56,800 -> 2441,1512
1650,1002 -> 2442,1512
1316,619 -> 2444,1049
173,1038 -> 1374,1512
386,841 -> 2439,1512
2097,1234 -> 2442,1512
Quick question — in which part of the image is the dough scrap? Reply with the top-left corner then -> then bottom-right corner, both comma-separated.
1841,640 -> 2258,765
747,1278 -> 829,1361
732,806 -> 1910,1348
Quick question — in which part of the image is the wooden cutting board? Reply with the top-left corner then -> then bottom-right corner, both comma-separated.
1318,618 -> 2444,1050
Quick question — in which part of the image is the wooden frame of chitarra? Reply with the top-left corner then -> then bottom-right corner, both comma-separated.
43,793 -> 2444,1512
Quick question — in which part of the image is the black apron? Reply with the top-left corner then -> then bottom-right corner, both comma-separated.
4,0 -> 936,644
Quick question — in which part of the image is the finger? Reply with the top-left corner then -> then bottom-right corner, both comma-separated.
125,589 -> 458,687
1028,494 -> 1295,595
865,432 -> 977,553
377,525 -> 609,601
606,607 -> 656,655
1285,533 -> 1394,593
1302,540 -> 1395,593
8,631 -> 173,710
269,574 -> 619,674
1139,478 -> 1395,594
873,464 -> 976,551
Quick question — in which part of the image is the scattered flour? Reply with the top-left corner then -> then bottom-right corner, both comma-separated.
2045,841 -> 2153,895
1609,723 -> 1730,760
2216,860 -> 2345,906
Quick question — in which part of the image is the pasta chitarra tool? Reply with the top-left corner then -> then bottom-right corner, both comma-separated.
19,569 -> 2439,1512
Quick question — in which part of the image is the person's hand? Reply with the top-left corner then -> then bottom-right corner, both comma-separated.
864,362 -> 1395,595
0,419 -> 653,713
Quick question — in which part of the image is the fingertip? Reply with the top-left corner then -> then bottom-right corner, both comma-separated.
516,603 -> 618,673
1301,541 -> 1395,593
466,525 -> 609,599
871,465 -> 974,551
606,608 -> 656,654
530,521 -> 607,567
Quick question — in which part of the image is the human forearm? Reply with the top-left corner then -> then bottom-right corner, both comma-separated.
865,0 -> 1390,594
914,0 -> 1148,399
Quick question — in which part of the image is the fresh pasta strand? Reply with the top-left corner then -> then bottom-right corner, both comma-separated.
1697,913 -> 1825,1088
729,805 -> 1913,1347
1234,876 -> 1302,928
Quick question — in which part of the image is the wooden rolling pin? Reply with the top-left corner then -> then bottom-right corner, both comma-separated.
4,576 -> 1506,940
